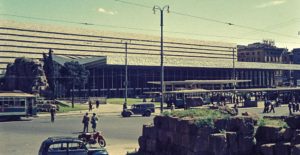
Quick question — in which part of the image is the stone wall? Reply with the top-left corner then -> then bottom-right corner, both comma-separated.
255,116 -> 300,155
138,115 -> 300,155
139,115 -> 256,155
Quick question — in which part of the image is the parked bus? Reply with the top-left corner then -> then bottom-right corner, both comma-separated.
0,92 -> 37,120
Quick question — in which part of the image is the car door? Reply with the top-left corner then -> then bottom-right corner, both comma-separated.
47,143 -> 68,155
68,142 -> 88,155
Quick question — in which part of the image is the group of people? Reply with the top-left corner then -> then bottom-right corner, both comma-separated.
263,100 -> 276,113
288,100 -> 300,115
82,112 -> 99,133
89,100 -> 100,112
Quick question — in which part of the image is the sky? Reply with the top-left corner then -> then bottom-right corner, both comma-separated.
0,0 -> 300,50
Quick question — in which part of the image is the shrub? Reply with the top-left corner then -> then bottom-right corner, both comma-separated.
258,118 -> 289,128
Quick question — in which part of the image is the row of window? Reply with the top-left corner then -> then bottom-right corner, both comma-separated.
0,98 -> 26,108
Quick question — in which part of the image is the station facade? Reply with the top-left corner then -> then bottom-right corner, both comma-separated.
1,20 -> 300,98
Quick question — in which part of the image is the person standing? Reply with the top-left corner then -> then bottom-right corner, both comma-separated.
50,107 -> 56,123
91,113 -> 98,132
82,113 -> 90,133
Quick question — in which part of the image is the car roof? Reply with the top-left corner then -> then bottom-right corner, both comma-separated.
43,137 -> 83,144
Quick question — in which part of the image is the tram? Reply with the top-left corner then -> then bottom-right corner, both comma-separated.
0,92 -> 37,120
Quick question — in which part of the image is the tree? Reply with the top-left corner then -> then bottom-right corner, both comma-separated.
60,61 -> 89,108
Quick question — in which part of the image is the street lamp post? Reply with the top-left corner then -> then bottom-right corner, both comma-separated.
122,40 -> 130,110
153,5 -> 169,113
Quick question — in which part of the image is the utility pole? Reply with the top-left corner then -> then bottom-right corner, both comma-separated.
232,48 -> 237,104
153,5 -> 169,113
122,40 -> 131,110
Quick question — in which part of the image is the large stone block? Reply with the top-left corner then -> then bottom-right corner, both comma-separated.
143,124 -> 157,139
285,116 -> 300,129
138,136 -> 146,152
237,136 -> 255,154
255,126 -> 282,145
177,118 -> 195,134
274,142 -> 291,155
167,116 -> 179,132
281,128 -> 295,142
291,134 -> 300,145
209,133 -> 228,155
260,143 -> 275,155
226,132 -> 238,154
145,139 -> 156,152
228,116 -> 255,136
157,129 -> 173,146
291,144 -> 300,155
154,116 -> 164,129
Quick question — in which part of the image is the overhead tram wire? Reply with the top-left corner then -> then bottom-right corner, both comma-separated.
0,13 -> 299,45
0,13 -> 158,32
114,0 -> 300,40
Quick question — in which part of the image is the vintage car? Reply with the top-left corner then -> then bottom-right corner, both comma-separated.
121,103 -> 155,117
36,103 -> 59,112
38,137 -> 108,155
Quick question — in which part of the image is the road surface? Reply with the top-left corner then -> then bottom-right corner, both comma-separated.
0,115 -> 153,155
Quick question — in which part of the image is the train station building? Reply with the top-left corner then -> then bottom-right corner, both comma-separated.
1,20 -> 300,97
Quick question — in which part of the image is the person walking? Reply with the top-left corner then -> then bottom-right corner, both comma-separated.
82,113 -> 90,133
288,102 -> 293,115
269,102 -> 275,113
50,107 -> 56,123
89,101 -> 93,112
96,100 -> 100,109
91,113 -> 98,132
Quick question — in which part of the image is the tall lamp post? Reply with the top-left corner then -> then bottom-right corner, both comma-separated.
153,5 -> 169,113
122,40 -> 131,110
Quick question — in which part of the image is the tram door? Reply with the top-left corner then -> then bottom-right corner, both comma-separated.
26,97 -> 37,116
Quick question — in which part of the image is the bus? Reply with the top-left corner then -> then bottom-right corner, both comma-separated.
0,92 -> 37,120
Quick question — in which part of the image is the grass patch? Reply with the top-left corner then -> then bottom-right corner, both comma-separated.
258,118 -> 288,128
163,109 -> 230,128
163,109 -> 228,119
56,101 -> 88,113
107,98 -> 160,106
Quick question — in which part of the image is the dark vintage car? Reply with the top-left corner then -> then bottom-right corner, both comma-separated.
121,103 -> 155,117
38,137 -> 108,155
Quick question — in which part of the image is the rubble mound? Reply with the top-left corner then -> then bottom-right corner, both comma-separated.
3,57 -> 48,94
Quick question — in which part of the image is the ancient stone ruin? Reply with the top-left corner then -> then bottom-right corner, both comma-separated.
3,57 -> 48,94
138,114 -> 300,155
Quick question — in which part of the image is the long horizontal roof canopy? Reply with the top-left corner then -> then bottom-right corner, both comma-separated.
164,87 -> 300,94
148,79 -> 251,85
0,92 -> 36,97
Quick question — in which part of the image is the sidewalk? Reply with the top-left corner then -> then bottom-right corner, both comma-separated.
38,103 -> 124,117
38,103 -> 162,117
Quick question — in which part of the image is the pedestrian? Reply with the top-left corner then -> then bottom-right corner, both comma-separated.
50,107 -> 56,123
89,101 -> 93,112
82,113 -> 90,133
170,103 -> 175,111
269,102 -> 275,113
263,100 -> 268,113
233,103 -> 238,115
289,103 -> 293,115
96,100 -> 100,109
91,113 -> 98,132
292,103 -> 296,113
296,103 -> 300,112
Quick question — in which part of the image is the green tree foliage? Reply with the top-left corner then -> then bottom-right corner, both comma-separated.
60,61 -> 89,89
60,61 -> 89,108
